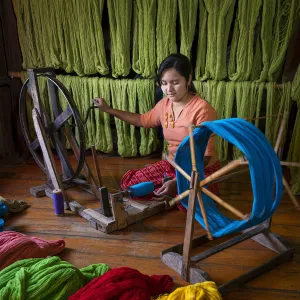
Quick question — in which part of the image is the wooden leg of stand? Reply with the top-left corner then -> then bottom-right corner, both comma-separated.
32,108 -> 68,210
91,146 -> 103,187
182,171 -> 199,281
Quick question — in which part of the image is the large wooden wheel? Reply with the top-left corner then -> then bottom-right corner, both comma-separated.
19,74 -> 86,183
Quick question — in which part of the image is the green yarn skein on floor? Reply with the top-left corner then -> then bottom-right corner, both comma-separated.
0,256 -> 110,300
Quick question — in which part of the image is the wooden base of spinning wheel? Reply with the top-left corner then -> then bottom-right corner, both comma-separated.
161,219 -> 293,296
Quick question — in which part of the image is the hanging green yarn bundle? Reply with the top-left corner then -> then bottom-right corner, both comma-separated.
193,81 -> 235,161
132,0 -> 157,78
93,78 -> 113,153
271,82 -> 292,147
196,0 -> 236,81
12,0 -> 37,69
192,81 -> 206,99
257,0 -> 276,82
54,0 -> 75,73
288,65 -> 300,194
177,0 -> 198,59
213,81 -> 235,161
228,0 -> 262,81
110,80 -> 137,157
212,81 -> 226,161
268,0 -> 297,81
136,79 -> 158,156
195,0 -> 208,80
265,82 -> 277,145
194,80 -> 290,161
234,82 -> 259,158
254,83 -> 265,128
73,0 -> 108,75
292,65 -> 300,103
108,0 -> 132,78
0,256 -> 109,300
204,81 -> 218,108
156,0 -> 177,67
12,0 -> 108,76
61,76 -> 110,152
221,82 -> 235,160
235,82 -> 260,121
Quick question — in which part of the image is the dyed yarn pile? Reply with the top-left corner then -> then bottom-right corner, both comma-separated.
0,256 -> 110,300
0,231 -> 65,270
70,267 -> 173,300
157,282 -> 222,300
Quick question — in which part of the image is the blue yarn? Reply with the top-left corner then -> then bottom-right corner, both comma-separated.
127,182 -> 155,197
0,219 -> 3,232
0,202 -> 7,232
175,118 -> 283,238
0,202 -> 7,217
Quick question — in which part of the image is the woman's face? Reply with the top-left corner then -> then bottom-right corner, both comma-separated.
160,68 -> 191,103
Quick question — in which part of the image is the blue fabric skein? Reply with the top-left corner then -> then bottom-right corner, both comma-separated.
175,118 -> 283,238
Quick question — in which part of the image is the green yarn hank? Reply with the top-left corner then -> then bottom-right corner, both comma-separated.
228,0 -> 262,81
0,256 -> 109,300
136,79 -> 159,156
12,0 -> 108,76
108,0 -> 132,77
178,0 -> 198,59
156,0 -> 177,67
197,0 -> 236,81
132,0 -> 157,78
110,80 -> 138,157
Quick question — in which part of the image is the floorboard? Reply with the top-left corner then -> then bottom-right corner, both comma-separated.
1,155 -> 300,299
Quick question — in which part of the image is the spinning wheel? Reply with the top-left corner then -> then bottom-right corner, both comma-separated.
18,68 -> 167,233
161,119 -> 295,296
19,69 -> 86,182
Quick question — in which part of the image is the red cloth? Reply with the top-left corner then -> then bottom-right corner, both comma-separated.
0,231 -> 66,270
69,267 -> 173,300
120,160 -> 221,202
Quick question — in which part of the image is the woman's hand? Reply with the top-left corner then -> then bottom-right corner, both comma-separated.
153,178 -> 177,201
92,98 -> 111,113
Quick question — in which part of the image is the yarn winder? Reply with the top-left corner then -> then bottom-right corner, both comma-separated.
160,120 -> 295,296
19,68 -> 166,233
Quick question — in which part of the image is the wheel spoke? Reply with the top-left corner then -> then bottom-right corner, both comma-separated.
53,106 -> 73,131
51,132 -> 75,178
30,138 -> 40,151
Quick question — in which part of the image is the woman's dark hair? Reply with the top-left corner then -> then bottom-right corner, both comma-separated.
156,53 -> 197,94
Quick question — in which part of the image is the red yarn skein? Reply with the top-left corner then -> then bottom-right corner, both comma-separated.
69,267 -> 173,300
0,231 -> 65,270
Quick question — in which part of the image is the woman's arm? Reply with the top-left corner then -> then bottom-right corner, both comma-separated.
93,98 -> 142,127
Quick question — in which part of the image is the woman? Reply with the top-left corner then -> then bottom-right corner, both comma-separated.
93,54 -> 220,201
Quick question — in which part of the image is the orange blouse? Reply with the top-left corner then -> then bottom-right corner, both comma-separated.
140,95 -> 218,162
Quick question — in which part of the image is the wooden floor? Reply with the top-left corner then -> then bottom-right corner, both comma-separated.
0,154 -> 300,299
